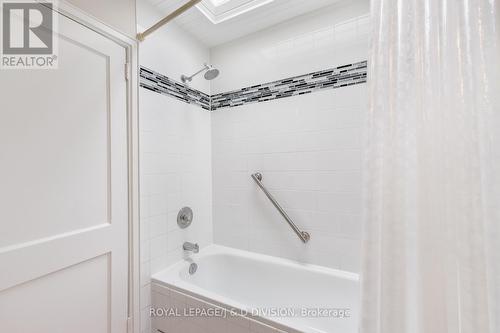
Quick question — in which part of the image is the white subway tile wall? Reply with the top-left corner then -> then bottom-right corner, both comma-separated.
211,85 -> 366,272
138,0 -> 214,331
139,89 -> 213,333
210,1 -> 369,273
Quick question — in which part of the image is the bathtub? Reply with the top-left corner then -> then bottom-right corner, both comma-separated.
151,245 -> 359,333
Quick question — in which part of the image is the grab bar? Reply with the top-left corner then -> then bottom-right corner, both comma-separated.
251,172 -> 310,243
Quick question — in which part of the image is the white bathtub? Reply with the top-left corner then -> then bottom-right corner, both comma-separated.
152,245 -> 359,333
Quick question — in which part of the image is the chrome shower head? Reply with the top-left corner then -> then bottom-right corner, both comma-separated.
204,66 -> 220,80
181,63 -> 220,83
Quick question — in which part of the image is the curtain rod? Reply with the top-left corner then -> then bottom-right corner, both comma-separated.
137,0 -> 202,41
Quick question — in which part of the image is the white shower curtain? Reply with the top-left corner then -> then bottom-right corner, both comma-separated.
361,1 -> 500,333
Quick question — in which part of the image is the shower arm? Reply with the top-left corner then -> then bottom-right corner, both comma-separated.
182,64 -> 209,82
137,0 -> 202,41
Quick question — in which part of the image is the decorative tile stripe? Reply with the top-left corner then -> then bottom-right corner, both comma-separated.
139,61 -> 367,111
140,66 -> 211,110
211,61 -> 367,111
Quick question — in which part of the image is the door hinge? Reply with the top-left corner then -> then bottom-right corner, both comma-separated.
124,63 -> 130,81
126,316 -> 133,333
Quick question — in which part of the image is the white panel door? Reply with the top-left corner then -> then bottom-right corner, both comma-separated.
0,9 -> 129,333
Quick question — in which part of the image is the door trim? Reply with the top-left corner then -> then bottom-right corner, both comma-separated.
44,2 -> 140,332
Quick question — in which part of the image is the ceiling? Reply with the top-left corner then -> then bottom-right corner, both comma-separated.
145,0 -> 341,47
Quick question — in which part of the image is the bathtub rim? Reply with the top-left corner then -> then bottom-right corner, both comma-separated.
151,245 -> 359,333
152,244 -> 359,283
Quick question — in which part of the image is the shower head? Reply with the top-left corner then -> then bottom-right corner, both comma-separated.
204,66 -> 220,80
181,63 -> 220,83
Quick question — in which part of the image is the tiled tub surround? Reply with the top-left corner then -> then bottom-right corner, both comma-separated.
151,245 -> 359,333
212,84 -> 366,272
138,66 -> 367,274
139,61 -> 367,111
208,0 -> 368,273
139,88 -> 213,333
138,2 -> 214,331
138,2 -> 370,331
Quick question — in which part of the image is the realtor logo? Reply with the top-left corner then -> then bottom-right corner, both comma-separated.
1,0 -> 58,69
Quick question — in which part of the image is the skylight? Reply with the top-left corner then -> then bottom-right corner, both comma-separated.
209,0 -> 232,6
197,0 -> 274,24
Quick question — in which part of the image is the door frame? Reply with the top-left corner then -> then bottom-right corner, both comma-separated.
46,1 -> 140,332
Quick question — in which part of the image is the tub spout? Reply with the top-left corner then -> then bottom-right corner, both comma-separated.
183,242 -> 199,253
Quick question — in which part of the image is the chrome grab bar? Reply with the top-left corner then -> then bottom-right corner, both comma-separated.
251,172 -> 310,243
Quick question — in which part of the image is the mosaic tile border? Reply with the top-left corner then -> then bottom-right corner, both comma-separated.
211,60 -> 367,111
140,61 -> 367,111
140,66 -> 211,110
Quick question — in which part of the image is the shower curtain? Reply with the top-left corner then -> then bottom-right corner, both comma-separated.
361,1 -> 500,333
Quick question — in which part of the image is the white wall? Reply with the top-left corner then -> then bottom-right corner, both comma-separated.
138,2 -> 212,333
210,0 -> 369,272
210,0 -> 369,93
67,0 -> 136,38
